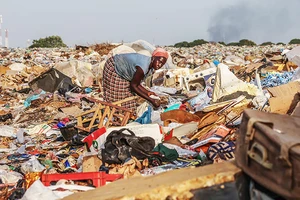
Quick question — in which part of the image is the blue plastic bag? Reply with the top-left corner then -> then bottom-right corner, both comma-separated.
135,106 -> 152,124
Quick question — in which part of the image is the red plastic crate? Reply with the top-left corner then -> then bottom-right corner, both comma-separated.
41,172 -> 123,187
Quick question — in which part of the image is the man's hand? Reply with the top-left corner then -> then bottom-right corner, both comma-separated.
147,91 -> 157,97
151,99 -> 161,108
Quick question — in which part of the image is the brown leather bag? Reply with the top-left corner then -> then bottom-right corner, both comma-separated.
236,109 -> 300,200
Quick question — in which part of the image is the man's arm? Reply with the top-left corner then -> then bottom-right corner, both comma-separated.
130,66 -> 151,101
130,66 -> 160,107
138,85 -> 151,96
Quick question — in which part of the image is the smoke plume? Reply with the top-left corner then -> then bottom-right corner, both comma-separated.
208,0 -> 300,44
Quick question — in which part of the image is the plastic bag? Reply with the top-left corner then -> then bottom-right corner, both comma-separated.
124,40 -> 175,69
135,106 -> 152,124
82,127 -> 107,153
162,143 -> 198,158
21,180 -> 59,200
0,170 -> 23,184
291,67 -> 300,81
21,157 -> 45,174
140,164 -> 177,176
0,126 -> 15,137
54,61 -> 94,87
188,88 -> 211,110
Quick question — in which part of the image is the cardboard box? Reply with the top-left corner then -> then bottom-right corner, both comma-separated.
267,81 -> 300,97
269,95 -> 299,114
267,81 -> 300,114
82,154 -> 102,172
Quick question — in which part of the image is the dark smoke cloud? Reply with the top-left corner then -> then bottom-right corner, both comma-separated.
208,0 -> 300,44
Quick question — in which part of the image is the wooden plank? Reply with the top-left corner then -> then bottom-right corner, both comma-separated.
75,108 -> 96,118
63,161 -> 241,200
106,107 -> 116,128
121,112 -> 130,126
84,97 -> 133,113
191,172 -> 250,200
74,126 -> 90,133
77,116 -> 83,127
113,96 -> 139,106
81,118 -> 93,123
99,106 -> 110,128
87,105 -> 101,131
111,122 -> 122,126
113,113 -> 125,118
97,108 -> 103,124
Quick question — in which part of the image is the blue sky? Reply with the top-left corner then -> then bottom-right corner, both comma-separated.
0,0 -> 299,47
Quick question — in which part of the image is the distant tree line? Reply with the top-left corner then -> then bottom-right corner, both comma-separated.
29,35 -> 67,48
28,35 -> 300,48
172,38 -> 300,47
174,39 -> 208,48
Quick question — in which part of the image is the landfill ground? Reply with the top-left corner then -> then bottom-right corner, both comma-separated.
0,41 -> 299,199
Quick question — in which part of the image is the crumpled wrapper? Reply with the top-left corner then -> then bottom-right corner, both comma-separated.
24,172 -> 43,189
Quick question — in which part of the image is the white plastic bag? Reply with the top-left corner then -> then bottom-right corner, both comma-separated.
21,157 -> 45,174
21,180 -> 60,200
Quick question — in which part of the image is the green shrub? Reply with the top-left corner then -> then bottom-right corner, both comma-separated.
260,41 -> 274,46
289,38 -> 300,44
239,39 -> 256,46
29,35 -> 67,48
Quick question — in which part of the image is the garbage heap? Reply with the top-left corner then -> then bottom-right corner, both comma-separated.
0,40 -> 299,199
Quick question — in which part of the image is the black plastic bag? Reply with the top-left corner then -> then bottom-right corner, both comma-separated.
101,128 -> 155,164
29,68 -> 75,93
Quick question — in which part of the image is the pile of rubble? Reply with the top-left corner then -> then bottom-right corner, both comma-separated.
0,40 -> 299,199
